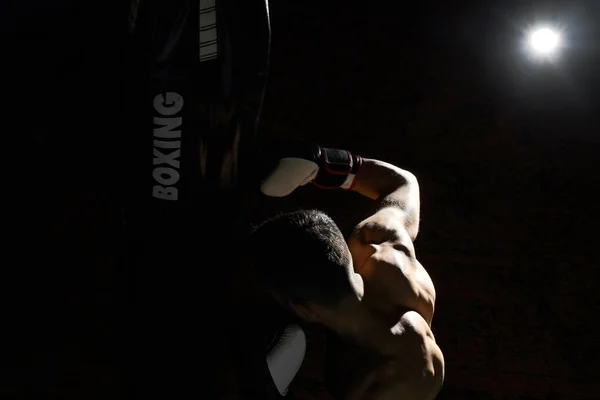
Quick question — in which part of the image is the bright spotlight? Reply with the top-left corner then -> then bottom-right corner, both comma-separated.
529,27 -> 561,55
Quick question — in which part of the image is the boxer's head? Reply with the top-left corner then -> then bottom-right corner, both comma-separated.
250,209 -> 358,324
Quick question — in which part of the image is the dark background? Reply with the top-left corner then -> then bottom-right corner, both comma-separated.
4,0 -> 600,399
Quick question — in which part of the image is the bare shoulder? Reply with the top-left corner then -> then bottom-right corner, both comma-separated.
350,206 -> 414,251
339,311 -> 445,400
347,206 -> 436,325
384,311 -> 445,400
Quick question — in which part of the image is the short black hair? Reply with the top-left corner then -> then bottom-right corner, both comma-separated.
250,209 -> 354,309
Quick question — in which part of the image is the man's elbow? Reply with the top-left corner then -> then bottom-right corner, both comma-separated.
401,311 -> 445,399
405,335 -> 444,400
423,339 -> 445,399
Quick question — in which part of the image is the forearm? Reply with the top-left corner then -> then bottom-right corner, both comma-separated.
352,158 -> 421,240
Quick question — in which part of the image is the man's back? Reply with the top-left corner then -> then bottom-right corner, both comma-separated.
254,142 -> 445,399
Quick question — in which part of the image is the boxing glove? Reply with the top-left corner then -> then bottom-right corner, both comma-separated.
266,324 -> 307,396
259,140 -> 362,197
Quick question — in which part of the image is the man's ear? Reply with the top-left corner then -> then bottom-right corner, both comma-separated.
289,297 -> 319,322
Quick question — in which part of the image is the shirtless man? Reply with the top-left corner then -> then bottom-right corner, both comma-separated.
252,142 -> 444,399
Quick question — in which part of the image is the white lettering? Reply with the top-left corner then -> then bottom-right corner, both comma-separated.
152,92 -> 183,200
153,117 -> 182,138
153,149 -> 180,168
153,167 -> 180,186
154,140 -> 181,149
153,92 -> 184,116
153,185 -> 178,200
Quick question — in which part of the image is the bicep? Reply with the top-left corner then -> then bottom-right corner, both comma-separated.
368,169 -> 420,241
353,207 -> 411,246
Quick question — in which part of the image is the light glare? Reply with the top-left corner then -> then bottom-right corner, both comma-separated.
529,28 -> 560,54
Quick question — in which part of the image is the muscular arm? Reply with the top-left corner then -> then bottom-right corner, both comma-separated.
352,158 -> 421,240
347,158 -> 436,325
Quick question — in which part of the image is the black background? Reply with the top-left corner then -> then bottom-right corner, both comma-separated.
3,0 -> 600,399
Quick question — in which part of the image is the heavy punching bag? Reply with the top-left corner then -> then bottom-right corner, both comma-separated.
123,0 -> 271,398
